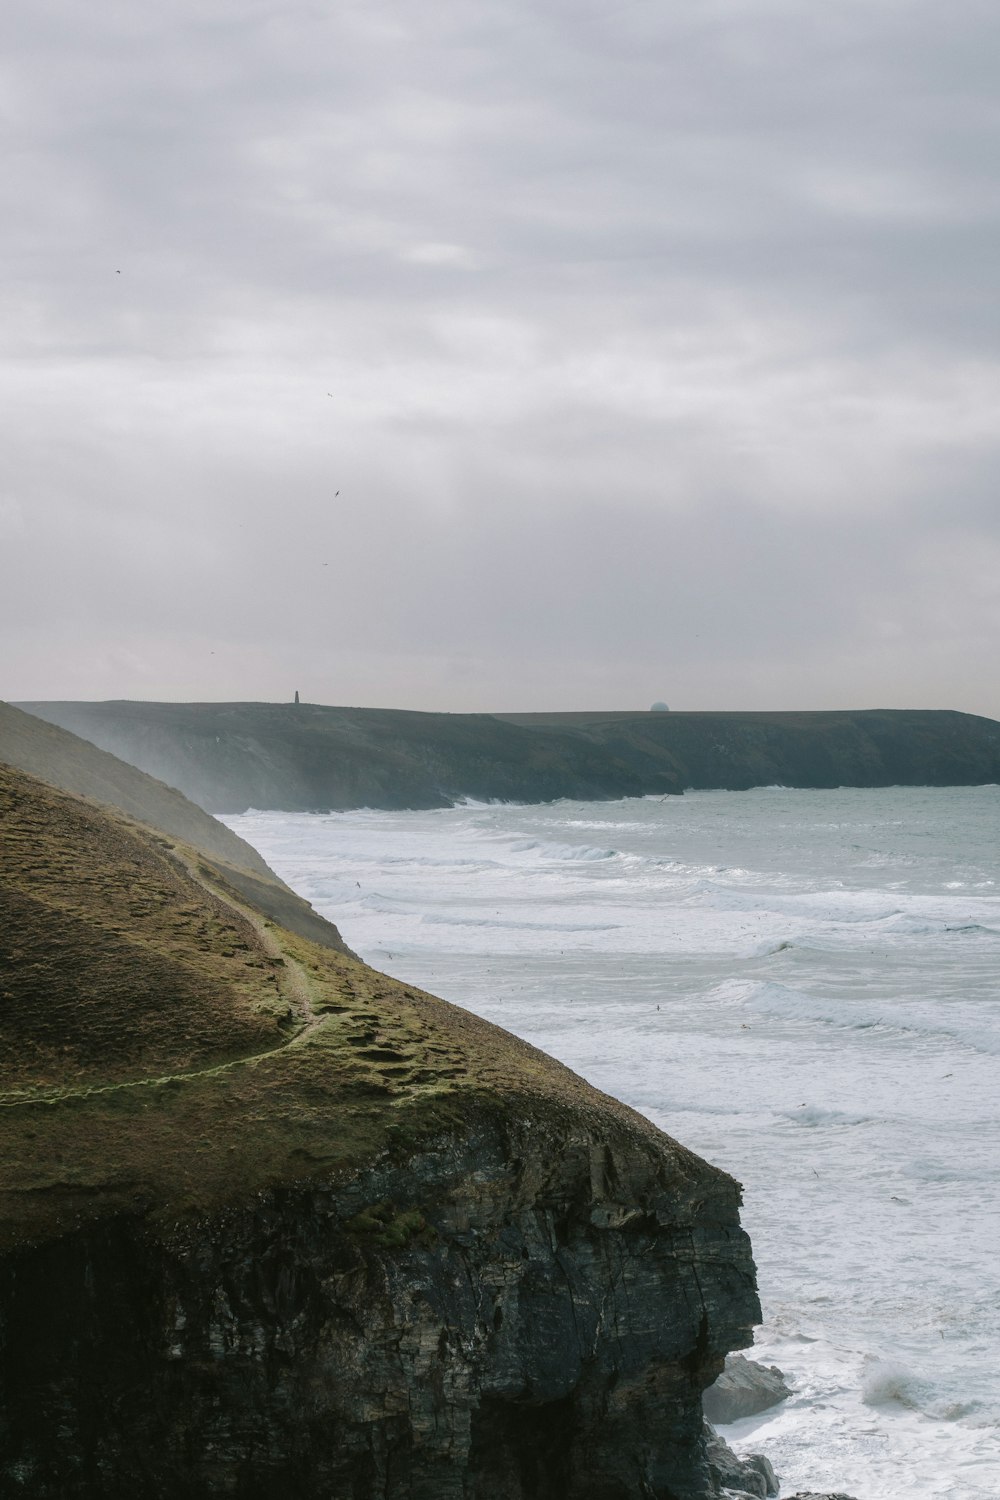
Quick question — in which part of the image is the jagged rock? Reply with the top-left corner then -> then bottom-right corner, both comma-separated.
786,1493 -> 860,1499
704,1421 -> 779,1497
703,1352 -> 791,1423
742,1453 -> 780,1495
1,1132 -> 760,1499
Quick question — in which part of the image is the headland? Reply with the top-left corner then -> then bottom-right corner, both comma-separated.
16,699 -> 1000,812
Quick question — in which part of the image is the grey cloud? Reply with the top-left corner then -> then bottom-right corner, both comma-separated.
2,0 -> 999,714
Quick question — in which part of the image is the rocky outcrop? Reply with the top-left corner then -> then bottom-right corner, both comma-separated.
703,1353 -> 791,1424
703,1424 -> 778,1497
1,1121 -> 758,1499
16,701 -> 1000,813
0,764 -> 760,1498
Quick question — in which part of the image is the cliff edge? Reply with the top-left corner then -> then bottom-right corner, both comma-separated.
0,763 -> 759,1498
0,700 -> 354,956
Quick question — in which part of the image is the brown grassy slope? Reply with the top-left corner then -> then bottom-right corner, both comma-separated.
0,702 -> 353,955
0,764 -> 722,1254
0,702 -> 275,874
0,765 -> 302,1090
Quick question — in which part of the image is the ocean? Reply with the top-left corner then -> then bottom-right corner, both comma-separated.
224,786 -> 1000,1500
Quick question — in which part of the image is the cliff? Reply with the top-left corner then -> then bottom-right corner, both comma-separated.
0,762 -> 759,1498
14,700 -> 657,810
0,700 -> 353,956
501,707 -> 1000,792
16,699 -> 1000,813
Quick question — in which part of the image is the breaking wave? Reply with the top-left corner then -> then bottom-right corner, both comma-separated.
505,838 -> 619,862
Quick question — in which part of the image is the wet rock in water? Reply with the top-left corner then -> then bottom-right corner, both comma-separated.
703,1352 -> 791,1423
785,1493 -> 860,1500
704,1421 -> 779,1497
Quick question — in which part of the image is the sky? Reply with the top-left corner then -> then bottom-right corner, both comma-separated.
3,0 -> 999,716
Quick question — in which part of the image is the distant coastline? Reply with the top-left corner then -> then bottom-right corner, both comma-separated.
16,700 -> 1000,815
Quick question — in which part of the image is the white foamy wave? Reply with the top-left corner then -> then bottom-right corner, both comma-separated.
562,819 -> 634,831
357,893 -> 412,913
679,880 -> 905,924
451,795 -> 521,808
681,877 -> 734,901
964,1408 -> 1000,1429
879,914 -> 1000,938
736,979 -> 1000,1055
351,853 -> 500,870
747,938 -> 797,957
862,1358 -> 942,1415
831,905 -> 904,924
779,1104 -> 875,1128
506,838 -> 619,862
420,913 -> 621,933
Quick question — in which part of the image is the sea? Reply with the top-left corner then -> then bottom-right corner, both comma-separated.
223,785 -> 1000,1500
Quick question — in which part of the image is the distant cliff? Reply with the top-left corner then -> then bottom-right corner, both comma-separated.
0,763 -> 759,1498
16,699 -> 1000,812
502,707 -> 1000,793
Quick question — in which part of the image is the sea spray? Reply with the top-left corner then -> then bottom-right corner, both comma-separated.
225,785 -> 1000,1500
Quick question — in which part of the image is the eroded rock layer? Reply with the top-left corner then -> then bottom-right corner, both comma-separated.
2,1119 -> 757,1498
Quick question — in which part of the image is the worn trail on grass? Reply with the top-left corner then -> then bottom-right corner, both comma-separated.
0,846 -> 327,1111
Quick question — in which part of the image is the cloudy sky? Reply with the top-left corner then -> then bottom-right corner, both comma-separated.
3,0 -> 999,715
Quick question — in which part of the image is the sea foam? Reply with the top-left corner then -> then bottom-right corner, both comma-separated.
223,783 -> 1000,1500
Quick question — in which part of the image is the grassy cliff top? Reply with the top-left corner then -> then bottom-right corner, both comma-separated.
0,701 -> 276,876
0,764 -> 721,1252
0,701 -> 353,954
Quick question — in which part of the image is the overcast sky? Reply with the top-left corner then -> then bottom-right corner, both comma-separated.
3,0 -> 999,715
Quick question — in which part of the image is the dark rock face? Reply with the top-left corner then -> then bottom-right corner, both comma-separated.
0,1121 -> 759,1500
703,1353 -> 791,1424
704,1423 -> 778,1497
